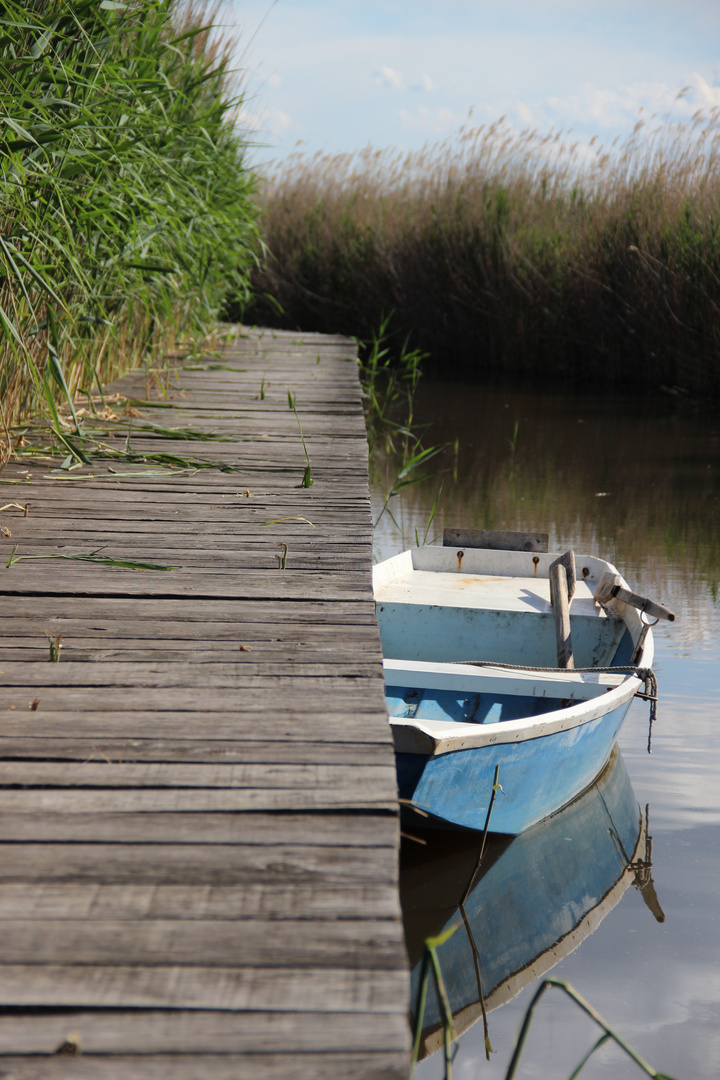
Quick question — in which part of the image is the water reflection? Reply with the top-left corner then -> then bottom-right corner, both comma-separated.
374,377 -> 719,1078
373,380 -> 720,616
401,748 -> 663,1063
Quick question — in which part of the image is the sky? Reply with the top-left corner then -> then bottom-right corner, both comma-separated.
229,1 -> 720,164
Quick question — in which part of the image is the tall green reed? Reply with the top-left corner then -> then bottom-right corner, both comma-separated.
358,317 -> 443,540
0,0 -> 258,447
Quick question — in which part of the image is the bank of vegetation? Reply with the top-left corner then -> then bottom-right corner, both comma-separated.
0,0 -> 257,444
243,115 -> 720,398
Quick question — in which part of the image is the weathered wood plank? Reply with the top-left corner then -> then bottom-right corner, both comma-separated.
0,646 -> 378,663
549,555 -> 575,669
0,600 -> 378,628
0,812 -> 399,846
0,842 -> 398,886
0,739 -> 393,765
0,838 -> 399,889
0,632 -> 378,653
443,526 -> 549,551
0,882 -> 399,921
0,965 -> 409,1012
0,661 -> 383,687
0,1053 -> 409,1079
0,685 -> 389,714
0,919 -> 406,969
0,684 -> 387,710
0,597 -> 378,622
0,789 -> 397,812
0,567 -> 373,601
0,711 -> 391,744
3,551 -> 371,572
0,1011 -> 410,1054
0,760 -> 395,794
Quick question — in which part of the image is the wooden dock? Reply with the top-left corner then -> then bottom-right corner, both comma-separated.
0,329 -> 410,1078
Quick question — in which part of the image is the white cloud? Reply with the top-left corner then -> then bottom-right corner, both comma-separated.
411,74 -> 436,93
687,73 -> 720,110
236,106 -> 262,132
515,101 -> 536,126
238,105 -> 293,137
540,74 -> 720,136
373,65 -> 404,89
263,109 -> 294,136
399,104 -> 464,133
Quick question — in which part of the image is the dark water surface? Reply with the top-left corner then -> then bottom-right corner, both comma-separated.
371,380 -> 720,1080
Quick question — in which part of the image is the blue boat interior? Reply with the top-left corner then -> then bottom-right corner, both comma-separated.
386,686 -> 566,725
383,622 -> 636,726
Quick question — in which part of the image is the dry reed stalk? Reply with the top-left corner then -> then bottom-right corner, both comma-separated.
241,111 -> 720,397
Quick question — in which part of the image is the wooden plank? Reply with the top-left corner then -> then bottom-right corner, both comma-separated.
0,567 -> 374,601
0,663 -> 383,689
3,552 -> 372,572
0,812 -> 399,846
0,711 -> 392,744
0,632 -> 377,649
0,789 -> 397,812
443,527 -> 549,552
0,1054 -> 409,1079
0,919 -> 406,969
0,1011 -> 410,1054
0,739 -> 394,765
0,685 -> 387,710
0,647 -> 379,664
0,883 -> 400,921
550,549 -> 577,601
0,760 -> 396,795
0,965 -> 409,1012
0,842 -> 398,884
0,598 -> 378,623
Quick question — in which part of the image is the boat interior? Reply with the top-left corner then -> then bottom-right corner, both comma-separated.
375,546 -> 640,728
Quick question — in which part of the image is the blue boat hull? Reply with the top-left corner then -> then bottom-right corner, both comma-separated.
396,699 -> 632,834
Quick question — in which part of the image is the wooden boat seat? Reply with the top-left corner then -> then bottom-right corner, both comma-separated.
383,658 -> 626,703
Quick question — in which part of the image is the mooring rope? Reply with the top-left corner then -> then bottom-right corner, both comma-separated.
450,661 -> 658,753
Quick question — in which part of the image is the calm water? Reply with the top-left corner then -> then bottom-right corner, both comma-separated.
371,380 -> 720,1080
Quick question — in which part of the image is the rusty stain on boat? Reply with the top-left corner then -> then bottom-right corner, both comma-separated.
457,549 -> 465,570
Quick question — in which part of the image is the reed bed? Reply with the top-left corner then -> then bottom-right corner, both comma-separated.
0,0 -> 258,446
243,113 -> 720,397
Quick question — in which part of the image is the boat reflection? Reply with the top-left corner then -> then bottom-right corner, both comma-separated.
400,747 -> 664,1061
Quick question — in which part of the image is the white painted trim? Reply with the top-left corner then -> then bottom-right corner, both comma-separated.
384,658 -> 626,698
390,674 -> 639,755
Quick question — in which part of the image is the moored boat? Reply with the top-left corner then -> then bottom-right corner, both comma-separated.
374,531 -> 673,834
